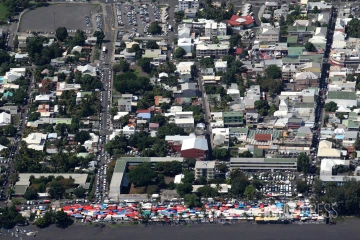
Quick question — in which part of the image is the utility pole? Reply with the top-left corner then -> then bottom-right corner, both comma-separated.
53,12 -> 56,30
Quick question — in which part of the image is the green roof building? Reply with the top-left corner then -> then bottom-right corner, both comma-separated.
223,111 -> 244,126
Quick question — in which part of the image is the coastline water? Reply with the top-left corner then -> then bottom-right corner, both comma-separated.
1,219 -> 359,240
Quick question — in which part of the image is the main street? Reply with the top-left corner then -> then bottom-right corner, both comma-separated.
312,7 -> 337,163
93,3 -> 116,203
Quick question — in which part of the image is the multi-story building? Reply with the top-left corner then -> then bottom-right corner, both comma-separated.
196,43 -> 229,57
204,22 -> 227,37
223,111 -> 244,126
195,161 -> 215,180
178,0 -> 199,11
256,26 -> 280,43
230,158 -> 297,171
118,99 -> 132,112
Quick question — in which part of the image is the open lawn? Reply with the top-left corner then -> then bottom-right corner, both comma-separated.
0,3 -> 9,24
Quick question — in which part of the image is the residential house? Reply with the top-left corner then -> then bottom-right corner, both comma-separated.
289,72 -> 319,91
0,112 -> 11,126
244,85 -> 261,109
204,21 -> 227,37
77,64 -> 97,76
176,61 -> 195,83
196,43 -> 230,57
282,65 -> 297,80
215,60 -> 227,72
178,38 -> 193,53
174,83 -> 198,98
56,82 -> 81,96
288,117 -> 303,129
256,26 -> 279,43
23,133 -> 47,151
229,127 -> 248,141
245,111 -> 259,125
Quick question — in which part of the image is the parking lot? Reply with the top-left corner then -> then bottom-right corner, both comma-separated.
116,2 -> 170,38
19,4 -> 99,33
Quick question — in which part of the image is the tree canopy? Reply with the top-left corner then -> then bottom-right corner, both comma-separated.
297,153 -> 310,175
346,18 -> 360,38
146,40 -> 159,49
264,65 -> 282,79
114,72 -> 151,94
55,27 -> 68,42
174,47 -> 186,59
305,42 -> 317,52
324,101 -> 338,112
148,22 -> 162,35
254,100 -> 270,116
128,162 -> 157,187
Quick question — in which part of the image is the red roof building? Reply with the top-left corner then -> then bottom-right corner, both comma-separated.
227,15 -> 255,29
236,48 -> 243,55
254,134 -> 272,141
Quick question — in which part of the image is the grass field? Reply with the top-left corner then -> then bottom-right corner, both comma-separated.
0,3 -> 9,24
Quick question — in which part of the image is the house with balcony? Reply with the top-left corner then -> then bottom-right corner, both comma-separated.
196,43 -> 229,57
223,111 -> 244,127
256,26 -> 279,43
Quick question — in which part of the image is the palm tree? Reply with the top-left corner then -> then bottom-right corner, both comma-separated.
219,212 -> 224,222
195,213 -> 199,223
204,212 -> 209,223
178,212 -> 183,223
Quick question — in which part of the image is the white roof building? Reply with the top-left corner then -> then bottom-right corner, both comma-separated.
23,133 -> 47,151
0,112 -> 11,126
76,64 -> 97,76
181,137 -> 208,151
317,140 -> 341,158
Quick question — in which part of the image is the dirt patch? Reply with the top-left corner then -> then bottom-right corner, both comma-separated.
164,176 -> 174,184
129,183 -> 146,194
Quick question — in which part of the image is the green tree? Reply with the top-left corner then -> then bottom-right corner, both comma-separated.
264,65 -> 282,79
24,189 -> 38,200
175,11 -> 185,23
156,123 -> 186,139
324,101 -> 338,112
197,185 -> 217,198
296,180 -> 309,193
244,185 -> 257,200
55,210 -> 73,228
199,57 -> 214,68
212,148 -> 229,160
137,57 -> 152,73
297,153 -> 310,176
93,31 -> 105,45
73,187 -> 86,198
128,162 -> 157,187
28,112 -> 40,122
148,22 -> 162,35
174,47 -> 186,59
305,42 -> 317,52
74,131 -> 91,144
238,151 -> 253,158
49,181 -> 65,199
146,40 -> 159,49
113,59 -> 130,72
176,182 -> 193,197
184,193 -> 200,207
0,136 -> 10,147
230,170 -> 249,197
55,27 -> 68,41
254,100 -> 270,116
